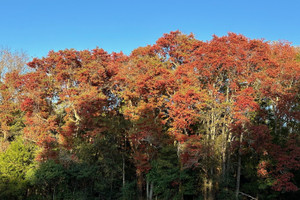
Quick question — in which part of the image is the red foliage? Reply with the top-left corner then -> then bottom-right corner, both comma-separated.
2,31 -> 299,194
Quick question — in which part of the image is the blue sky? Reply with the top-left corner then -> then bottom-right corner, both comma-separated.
0,0 -> 299,58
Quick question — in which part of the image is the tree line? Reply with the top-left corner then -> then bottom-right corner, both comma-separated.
0,31 -> 299,200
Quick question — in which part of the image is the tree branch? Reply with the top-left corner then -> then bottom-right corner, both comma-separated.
239,192 -> 258,200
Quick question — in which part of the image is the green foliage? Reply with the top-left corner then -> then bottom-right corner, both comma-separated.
27,135 -> 125,199
147,145 -> 199,200
28,160 -> 65,199
121,180 -> 137,200
0,138 -> 37,199
216,188 -> 235,200
147,146 -> 180,199
8,110 -> 25,138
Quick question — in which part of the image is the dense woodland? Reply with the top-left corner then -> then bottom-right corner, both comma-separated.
0,31 -> 299,200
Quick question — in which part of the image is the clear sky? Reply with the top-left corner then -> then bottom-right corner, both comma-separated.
0,0 -> 299,59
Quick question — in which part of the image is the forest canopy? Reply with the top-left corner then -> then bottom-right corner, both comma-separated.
0,31 -> 299,200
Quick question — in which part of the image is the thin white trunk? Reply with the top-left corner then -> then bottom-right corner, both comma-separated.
146,179 -> 149,199
149,182 -> 153,200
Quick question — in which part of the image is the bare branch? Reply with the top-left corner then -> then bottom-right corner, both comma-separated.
239,192 -> 258,200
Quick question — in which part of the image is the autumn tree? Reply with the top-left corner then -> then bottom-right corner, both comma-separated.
0,47 -> 28,78
0,31 -> 299,200
115,31 -> 300,200
0,48 -> 28,151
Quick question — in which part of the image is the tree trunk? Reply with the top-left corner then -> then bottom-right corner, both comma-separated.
146,178 -> 149,200
3,130 -> 7,141
137,169 -> 143,200
226,132 -> 232,182
221,124 -> 227,180
208,166 -> 214,200
203,178 -> 207,200
235,132 -> 243,200
53,186 -> 55,200
122,154 -> 125,188
150,182 -> 153,200
208,178 -> 214,200
222,149 -> 226,179
179,169 -> 183,200
177,142 -> 184,200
